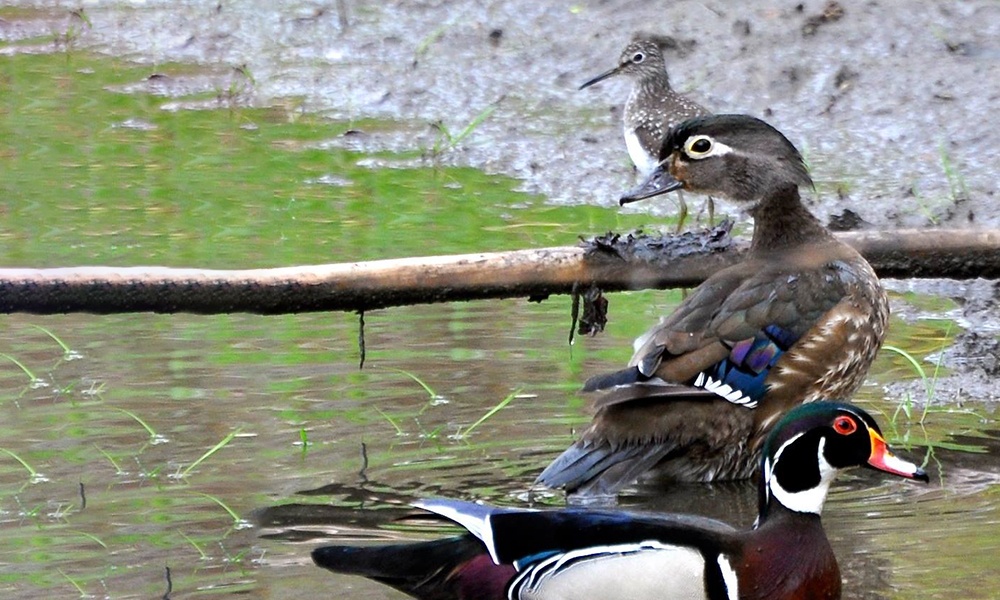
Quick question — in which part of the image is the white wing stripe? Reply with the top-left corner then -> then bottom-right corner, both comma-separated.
697,373 -> 758,409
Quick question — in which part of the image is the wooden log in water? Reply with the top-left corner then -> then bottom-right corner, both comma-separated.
0,228 -> 997,315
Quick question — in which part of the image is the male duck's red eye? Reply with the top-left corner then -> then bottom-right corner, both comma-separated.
833,416 -> 857,435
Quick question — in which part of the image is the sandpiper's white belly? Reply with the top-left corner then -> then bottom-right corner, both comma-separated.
624,127 -> 658,175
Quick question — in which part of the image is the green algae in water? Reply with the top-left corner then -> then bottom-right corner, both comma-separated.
0,51 -> 652,269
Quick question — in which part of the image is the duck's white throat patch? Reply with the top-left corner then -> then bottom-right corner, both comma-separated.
768,436 -> 838,515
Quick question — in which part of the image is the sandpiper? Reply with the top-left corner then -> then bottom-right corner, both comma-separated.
581,34 -> 712,227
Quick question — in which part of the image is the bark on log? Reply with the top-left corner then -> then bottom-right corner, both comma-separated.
0,228 -> 997,315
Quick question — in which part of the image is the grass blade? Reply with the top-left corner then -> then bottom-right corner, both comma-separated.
71,530 -> 108,549
192,491 -> 244,526
57,568 -> 87,597
0,447 -> 39,477
178,430 -> 241,478
883,345 -> 930,393
373,406 -> 405,435
383,367 -> 439,400
452,103 -> 497,146
179,531 -> 209,559
0,353 -> 39,383
29,324 -> 80,359
455,388 -> 519,439
93,444 -> 124,474
111,407 -> 160,442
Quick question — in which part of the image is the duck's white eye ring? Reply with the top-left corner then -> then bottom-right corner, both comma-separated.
685,135 -> 713,156
683,135 -> 733,159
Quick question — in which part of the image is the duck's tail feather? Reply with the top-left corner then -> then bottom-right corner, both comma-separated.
312,534 -> 513,600
581,366 -> 644,392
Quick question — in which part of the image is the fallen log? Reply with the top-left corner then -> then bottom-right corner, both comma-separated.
0,228 -> 997,315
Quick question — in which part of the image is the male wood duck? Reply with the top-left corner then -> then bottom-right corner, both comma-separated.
313,402 -> 928,599
580,33 -> 711,226
536,114 -> 890,497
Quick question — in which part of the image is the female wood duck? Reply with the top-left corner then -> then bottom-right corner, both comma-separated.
536,115 -> 890,497
313,402 -> 928,599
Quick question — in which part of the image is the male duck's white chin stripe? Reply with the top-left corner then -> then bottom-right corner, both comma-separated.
768,437 -> 837,515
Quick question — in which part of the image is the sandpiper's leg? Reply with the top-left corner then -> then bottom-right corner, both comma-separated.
675,190 -> 689,233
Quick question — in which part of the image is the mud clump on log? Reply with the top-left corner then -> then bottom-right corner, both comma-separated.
581,221 -> 734,266
572,223 -> 734,341
569,284 -> 608,343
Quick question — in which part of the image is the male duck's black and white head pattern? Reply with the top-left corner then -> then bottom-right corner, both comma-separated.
760,402 -> 928,519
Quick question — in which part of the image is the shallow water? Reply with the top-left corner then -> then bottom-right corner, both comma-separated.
1,9 -> 999,600
3,307 -> 997,599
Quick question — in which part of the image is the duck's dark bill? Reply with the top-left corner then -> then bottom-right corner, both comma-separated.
867,429 -> 930,482
619,165 -> 684,205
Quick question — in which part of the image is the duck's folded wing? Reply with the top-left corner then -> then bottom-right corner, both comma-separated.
534,434 -> 675,495
589,259 -> 850,407
536,389 -> 754,493
488,509 -> 736,566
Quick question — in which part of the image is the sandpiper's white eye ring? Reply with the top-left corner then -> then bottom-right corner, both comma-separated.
631,52 -> 645,64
